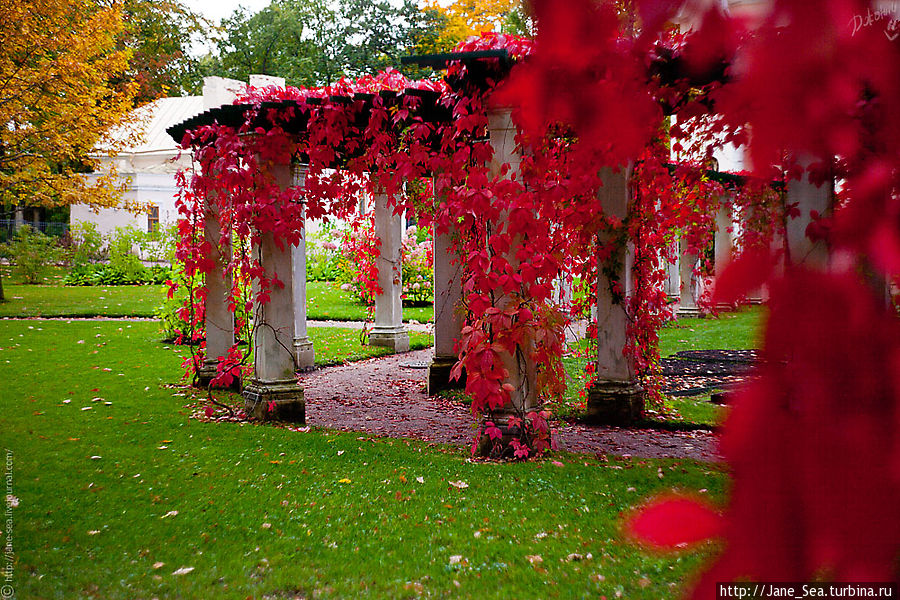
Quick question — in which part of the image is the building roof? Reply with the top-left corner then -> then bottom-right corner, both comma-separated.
100,95 -> 204,156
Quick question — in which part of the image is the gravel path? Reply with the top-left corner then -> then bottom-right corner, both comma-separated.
300,348 -> 720,462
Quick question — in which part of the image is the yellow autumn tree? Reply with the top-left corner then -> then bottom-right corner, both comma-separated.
0,0 -> 138,211
418,0 -> 531,53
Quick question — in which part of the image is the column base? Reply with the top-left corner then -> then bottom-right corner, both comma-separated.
242,379 -> 305,422
586,380 -> 644,425
676,305 -> 702,319
293,338 -> 315,371
475,412 -> 551,458
369,326 -> 409,352
197,360 -> 240,390
427,355 -> 464,396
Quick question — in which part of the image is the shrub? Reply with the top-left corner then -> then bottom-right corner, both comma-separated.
69,221 -> 105,266
306,224 -> 343,281
335,216 -> 434,306
401,225 -> 434,304
6,225 -> 61,284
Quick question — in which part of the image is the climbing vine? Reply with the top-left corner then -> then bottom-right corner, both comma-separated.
173,28 -> 779,459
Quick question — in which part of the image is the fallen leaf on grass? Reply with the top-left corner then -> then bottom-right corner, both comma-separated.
525,555 -> 543,565
152,562 -> 164,570
172,566 -> 194,576
338,478 -> 351,484
448,480 -> 468,489
160,511 -> 178,519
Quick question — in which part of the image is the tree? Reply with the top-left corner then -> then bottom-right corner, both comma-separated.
421,0 -> 532,52
121,0 -> 211,102
0,0 -> 136,208
0,0 -> 137,300
208,0 -> 447,87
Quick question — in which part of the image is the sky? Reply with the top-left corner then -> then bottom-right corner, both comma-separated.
182,0 -> 270,25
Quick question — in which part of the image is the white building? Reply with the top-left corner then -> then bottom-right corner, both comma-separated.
72,75 -> 284,239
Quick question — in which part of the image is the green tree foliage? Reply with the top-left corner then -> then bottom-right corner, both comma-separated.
209,0 -> 446,87
121,0 -> 212,101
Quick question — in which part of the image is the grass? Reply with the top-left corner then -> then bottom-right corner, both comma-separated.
2,319 -> 727,599
658,306 -> 763,358
544,307 -> 764,427
310,327 -> 432,366
0,268 -> 434,323
307,280 -> 433,323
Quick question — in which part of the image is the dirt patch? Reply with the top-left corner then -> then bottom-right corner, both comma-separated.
300,349 -> 719,462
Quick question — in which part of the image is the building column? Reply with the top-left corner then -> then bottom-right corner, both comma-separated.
427,209 -> 464,395
785,168 -> 832,269
714,200 -> 733,279
484,108 -> 539,429
369,188 -> 410,352
198,191 -> 236,388
242,161 -> 304,422
14,206 -> 24,232
676,237 -> 701,318
586,166 -> 644,425
291,164 -> 314,370
665,243 -> 681,301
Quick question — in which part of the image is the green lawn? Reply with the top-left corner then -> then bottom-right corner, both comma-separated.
658,306 -> 763,358
548,307 -> 764,427
307,280 -> 433,323
0,270 -> 434,323
310,327 -> 432,366
0,282 -> 166,318
1,319 -> 726,599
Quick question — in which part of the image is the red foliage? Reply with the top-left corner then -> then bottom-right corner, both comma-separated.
625,493 -> 724,551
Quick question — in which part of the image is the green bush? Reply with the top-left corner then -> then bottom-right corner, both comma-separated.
69,221 -> 105,266
62,263 -> 171,286
61,225 -> 174,286
306,224 -> 342,281
6,225 -> 61,284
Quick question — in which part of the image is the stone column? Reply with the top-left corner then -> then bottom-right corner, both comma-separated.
665,246 -> 681,301
485,108 -> 539,424
242,161 -> 305,422
427,209 -> 464,395
785,169 -> 832,269
586,166 -> 644,425
291,164 -> 314,370
676,237 -> 701,318
198,190 -> 235,388
714,200 -> 733,279
369,188 -> 409,352
13,206 -> 24,232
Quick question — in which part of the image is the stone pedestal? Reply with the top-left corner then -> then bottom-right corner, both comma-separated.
291,165 -> 315,370
676,237 -> 701,318
370,189 -> 409,352
242,380 -> 305,421
198,188 -> 236,388
242,161 -> 304,422
586,381 -> 645,425
427,202 -> 465,395
586,166 -> 644,425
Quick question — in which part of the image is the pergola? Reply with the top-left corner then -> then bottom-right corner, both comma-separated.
166,48 -> 832,441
